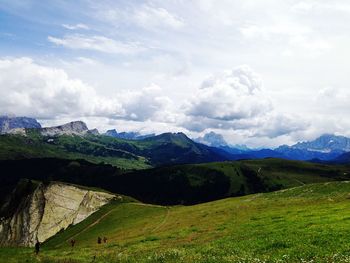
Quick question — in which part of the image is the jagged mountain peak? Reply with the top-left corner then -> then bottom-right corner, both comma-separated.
292,134 -> 350,152
105,129 -> 119,137
195,131 -> 228,147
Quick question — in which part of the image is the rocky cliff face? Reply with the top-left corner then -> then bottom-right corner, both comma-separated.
0,181 -> 115,247
0,116 -> 41,134
40,121 -> 89,136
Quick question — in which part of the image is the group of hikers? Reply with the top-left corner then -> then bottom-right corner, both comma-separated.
34,236 -> 108,255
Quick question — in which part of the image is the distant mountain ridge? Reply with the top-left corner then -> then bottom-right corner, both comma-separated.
104,129 -> 154,140
196,133 -> 350,162
290,134 -> 350,152
1,116 -> 350,164
274,134 -> 350,161
0,122 -> 231,168
0,116 -> 41,134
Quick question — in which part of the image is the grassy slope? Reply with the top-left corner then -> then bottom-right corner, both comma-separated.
1,157 -> 349,206
117,159 -> 350,204
0,132 -> 228,170
3,181 -> 350,263
240,158 -> 350,187
0,134 -> 151,170
198,159 -> 338,189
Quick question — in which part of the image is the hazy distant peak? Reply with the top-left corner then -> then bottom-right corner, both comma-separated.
195,131 -> 228,147
0,116 -> 41,134
292,134 -> 350,152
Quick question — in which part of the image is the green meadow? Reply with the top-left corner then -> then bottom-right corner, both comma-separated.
2,181 -> 350,263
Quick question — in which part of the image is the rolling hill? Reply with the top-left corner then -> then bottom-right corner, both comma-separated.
1,158 -> 349,206
2,118 -> 350,165
2,181 -> 350,262
0,129 -> 231,169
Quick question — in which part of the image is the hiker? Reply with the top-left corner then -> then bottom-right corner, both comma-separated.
70,239 -> 76,248
34,241 -> 40,255
103,237 -> 107,243
97,236 -> 102,244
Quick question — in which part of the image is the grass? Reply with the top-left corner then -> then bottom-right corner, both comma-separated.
119,159 -> 350,204
0,131 -> 224,169
0,134 -> 151,170
2,181 -> 350,262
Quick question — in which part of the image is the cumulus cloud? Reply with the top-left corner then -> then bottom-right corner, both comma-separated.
48,35 -> 145,55
0,57 -> 124,119
181,65 -> 308,141
119,84 -> 177,122
185,66 -> 272,122
0,58 -> 309,146
62,23 -> 89,30
0,58 -> 171,122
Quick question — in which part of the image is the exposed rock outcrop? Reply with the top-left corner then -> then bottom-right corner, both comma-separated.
88,128 -> 100,135
0,181 -> 115,247
40,121 -> 89,136
0,116 -> 41,134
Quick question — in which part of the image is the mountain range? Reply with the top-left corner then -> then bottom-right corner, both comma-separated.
2,116 -> 350,259
196,131 -> 350,161
0,118 -> 233,169
0,116 -> 350,164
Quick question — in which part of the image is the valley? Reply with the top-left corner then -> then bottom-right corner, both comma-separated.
2,181 -> 350,262
1,118 -> 350,262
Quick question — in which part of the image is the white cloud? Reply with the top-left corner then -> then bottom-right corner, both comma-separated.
181,66 -> 308,142
93,3 -> 184,31
62,23 -> 89,30
315,86 -> 350,113
291,2 -> 315,13
48,35 -> 145,55
119,84 -> 177,122
240,23 -> 312,41
133,5 -> 185,30
0,58 -> 171,122
253,113 -> 309,138
185,66 -> 272,122
0,57 -> 124,119
0,57 -> 330,147
292,1 -> 350,14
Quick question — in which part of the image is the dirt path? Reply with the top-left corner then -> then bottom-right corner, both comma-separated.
60,202 -> 165,247
129,202 -> 164,208
60,208 -> 116,247
294,179 -> 305,186
150,207 -> 170,233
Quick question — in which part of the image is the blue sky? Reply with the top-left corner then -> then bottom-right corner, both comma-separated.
1,0 -> 350,147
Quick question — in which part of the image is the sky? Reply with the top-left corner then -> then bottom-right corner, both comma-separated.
0,0 -> 350,148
